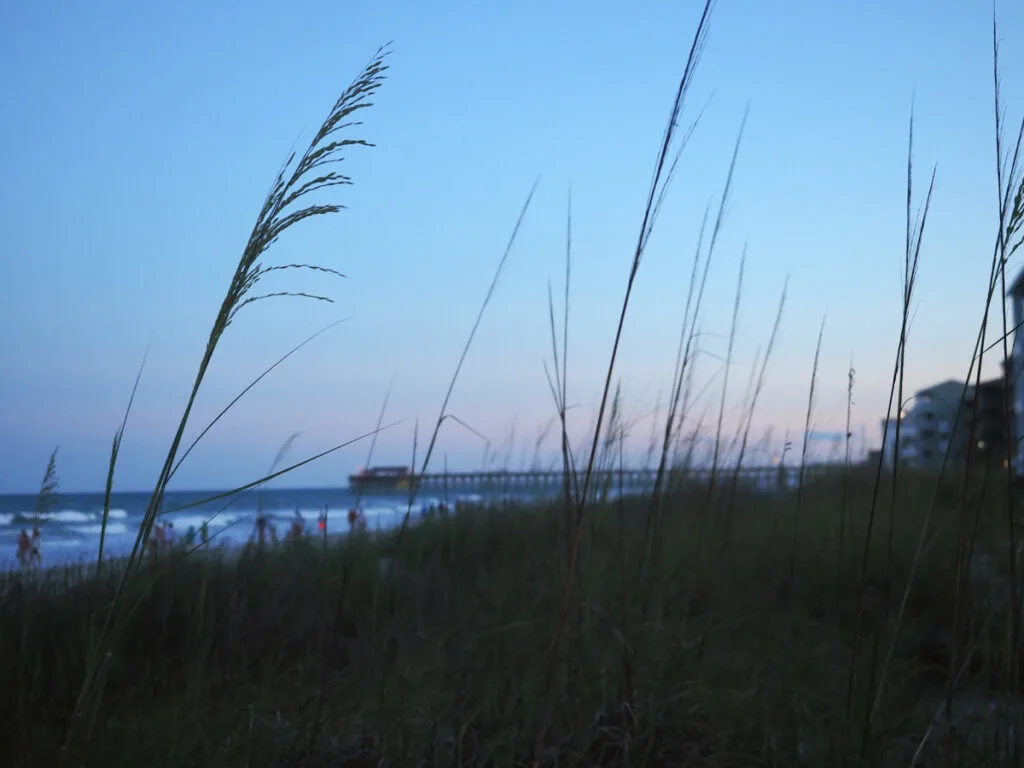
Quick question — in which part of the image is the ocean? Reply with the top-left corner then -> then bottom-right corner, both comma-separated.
0,485 -> 508,572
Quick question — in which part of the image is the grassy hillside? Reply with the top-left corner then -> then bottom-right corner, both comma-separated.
2,468 -> 1020,766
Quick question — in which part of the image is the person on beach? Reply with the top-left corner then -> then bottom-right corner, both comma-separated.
29,525 -> 41,568
289,509 -> 304,541
16,529 -> 31,569
146,523 -> 164,558
252,512 -> 268,546
165,522 -> 176,552
185,526 -> 196,548
200,521 -> 209,546
347,507 -> 359,533
317,509 -> 327,536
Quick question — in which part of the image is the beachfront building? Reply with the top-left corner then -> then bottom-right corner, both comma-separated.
878,263 -> 1024,474
880,379 -> 970,470
880,416 -> 911,467
967,374 -> 1011,469
880,375 -> 1013,471
1010,266 -> 1024,473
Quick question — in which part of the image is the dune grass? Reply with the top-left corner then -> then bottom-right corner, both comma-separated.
1,470 -> 1020,767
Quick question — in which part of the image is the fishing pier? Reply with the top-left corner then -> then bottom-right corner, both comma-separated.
348,464 -> 834,493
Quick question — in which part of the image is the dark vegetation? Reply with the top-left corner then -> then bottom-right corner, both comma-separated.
2,469 -> 1021,767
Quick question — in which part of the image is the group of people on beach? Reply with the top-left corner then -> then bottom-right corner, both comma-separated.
421,501 -> 451,518
147,520 -> 210,557
143,507 -> 338,556
15,525 -> 41,570
135,502 -> 393,558
250,509 -> 323,548
249,507 -> 368,547
247,506 -> 371,547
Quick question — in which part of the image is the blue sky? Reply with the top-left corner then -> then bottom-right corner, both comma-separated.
2,0 -> 1023,492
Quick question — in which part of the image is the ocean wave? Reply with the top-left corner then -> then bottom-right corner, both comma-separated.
259,507 -> 323,521
293,507 -> 328,520
45,510 -> 95,523
0,514 -> 12,526
166,514 -> 242,532
70,523 -> 130,536
361,505 -> 398,518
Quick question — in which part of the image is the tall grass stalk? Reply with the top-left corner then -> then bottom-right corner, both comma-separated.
884,109 -> 932,596
650,203 -> 709,504
913,28 -> 1024,740
28,448 -> 60,574
255,431 -> 302,533
642,116 -> 747,580
839,360 -> 855,576
403,419 -> 420,522
709,237 -> 748,496
846,110 -> 935,763
788,316 -> 825,584
643,393 -> 662,472
121,45 -> 389,569
723,346 -> 760,465
544,192 -> 575,561
642,206 -> 717,585
990,14 -> 1024,697
721,278 -> 788,552
529,418 -> 555,471
353,377 -> 395,514
169,319 -> 349,482
34,448 -> 60,522
61,48 -> 391,759
394,179 -> 539,543
533,2 -> 714,759
96,343 -> 149,574
156,322 -> 356,549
